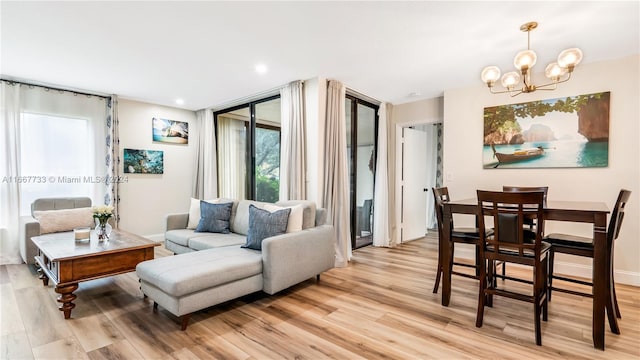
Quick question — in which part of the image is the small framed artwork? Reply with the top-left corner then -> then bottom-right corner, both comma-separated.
483,91 -> 610,169
123,149 -> 164,174
152,117 -> 188,144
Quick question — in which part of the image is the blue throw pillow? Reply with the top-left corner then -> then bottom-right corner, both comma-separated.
195,201 -> 233,233
242,205 -> 291,250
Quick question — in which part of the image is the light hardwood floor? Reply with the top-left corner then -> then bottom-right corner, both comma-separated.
1,234 -> 639,359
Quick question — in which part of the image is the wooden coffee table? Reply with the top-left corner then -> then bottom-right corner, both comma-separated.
32,229 -> 159,319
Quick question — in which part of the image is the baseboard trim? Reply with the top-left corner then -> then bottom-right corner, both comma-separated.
455,247 -> 639,286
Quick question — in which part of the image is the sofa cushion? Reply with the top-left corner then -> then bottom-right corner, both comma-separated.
195,201 -> 233,233
275,200 -> 317,229
33,207 -> 94,234
165,229 -> 214,247
187,198 -> 234,230
136,246 -> 262,297
188,233 -> 247,251
242,205 -> 290,250
264,203 -> 303,233
232,200 -> 270,236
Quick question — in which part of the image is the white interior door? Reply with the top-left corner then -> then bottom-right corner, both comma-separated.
401,127 -> 428,242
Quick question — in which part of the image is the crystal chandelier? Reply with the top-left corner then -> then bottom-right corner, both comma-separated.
480,21 -> 583,97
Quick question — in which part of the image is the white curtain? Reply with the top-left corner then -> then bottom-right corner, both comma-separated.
193,109 -> 218,199
217,116 -> 246,199
0,81 -> 107,264
0,82 -> 22,264
323,80 -> 351,267
279,80 -> 306,200
373,103 -> 392,247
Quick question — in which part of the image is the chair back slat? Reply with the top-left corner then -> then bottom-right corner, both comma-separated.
477,190 -> 545,258
432,187 -> 450,234
609,189 -> 632,242
503,186 -> 549,206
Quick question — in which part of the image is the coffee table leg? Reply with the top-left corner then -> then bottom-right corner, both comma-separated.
55,283 -> 78,319
38,268 -> 49,286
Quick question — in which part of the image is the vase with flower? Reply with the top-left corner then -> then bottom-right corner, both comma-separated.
93,205 -> 114,240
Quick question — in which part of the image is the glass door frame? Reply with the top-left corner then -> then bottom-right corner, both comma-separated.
213,94 -> 281,200
346,94 -> 379,249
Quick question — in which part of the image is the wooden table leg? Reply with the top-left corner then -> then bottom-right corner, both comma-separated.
38,268 -> 49,286
607,247 -> 620,334
441,208 -> 453,306
55,283 -> 78,319
592,215 -> 609,350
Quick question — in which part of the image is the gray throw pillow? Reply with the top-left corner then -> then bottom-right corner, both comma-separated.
242,204 -> 291,250
195,201 -> 233,233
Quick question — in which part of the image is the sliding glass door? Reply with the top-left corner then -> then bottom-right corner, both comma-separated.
346,95 -> 378,249
254,99 -> 281,202
215,96 -> 281,201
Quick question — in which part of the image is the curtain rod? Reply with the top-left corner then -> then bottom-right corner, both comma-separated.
0,78 -> 109,99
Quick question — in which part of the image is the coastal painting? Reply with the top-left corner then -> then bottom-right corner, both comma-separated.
123,149 -> 164,174
152,118 -> 188,144
483,92 -> 610,169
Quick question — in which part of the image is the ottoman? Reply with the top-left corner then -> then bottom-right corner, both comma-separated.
136,246 -> 263,330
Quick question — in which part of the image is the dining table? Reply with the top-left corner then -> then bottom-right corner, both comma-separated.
439,197 -> 615,350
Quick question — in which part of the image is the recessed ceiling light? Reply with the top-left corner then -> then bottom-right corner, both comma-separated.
255,64 -> 268,74
176,99 -> 184,105
408,91 -> 421,97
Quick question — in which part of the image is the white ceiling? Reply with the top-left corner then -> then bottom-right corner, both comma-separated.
1,1 -> 638,111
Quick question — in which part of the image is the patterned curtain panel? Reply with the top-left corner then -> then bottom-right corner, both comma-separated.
435,123 -> 443,188
106,95 -> 121,228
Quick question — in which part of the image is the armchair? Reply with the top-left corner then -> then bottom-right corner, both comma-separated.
19,197 -> 92,264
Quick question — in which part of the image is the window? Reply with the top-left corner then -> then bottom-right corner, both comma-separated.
19,113 -> 93,214
215,96 -> 281,201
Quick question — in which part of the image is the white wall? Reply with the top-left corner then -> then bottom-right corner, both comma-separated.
442,55 -> 639,285
117,99 -> 197,240
390,97 -> 444,244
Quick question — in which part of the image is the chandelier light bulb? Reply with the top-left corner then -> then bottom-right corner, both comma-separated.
501,71 -> 521,89
481,66 -> 501,84
557,48 -> 583,68
514,50 -> 537,71
545,63 -> 567,80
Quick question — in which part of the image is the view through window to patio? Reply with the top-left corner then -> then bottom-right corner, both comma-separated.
254,98 -> 281,202
215,96 -> 281,201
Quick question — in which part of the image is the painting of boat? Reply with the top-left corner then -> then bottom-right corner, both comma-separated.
490,144 -> 544,163
483,92 -> 609,169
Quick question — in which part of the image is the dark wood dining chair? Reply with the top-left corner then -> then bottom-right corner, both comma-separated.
475,190 -> 549,346
432,187 -> 482,294
499,186 -> 549,281
545,189 -> 631,320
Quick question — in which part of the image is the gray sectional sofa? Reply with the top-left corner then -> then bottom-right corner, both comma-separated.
136,199 -> 335,330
